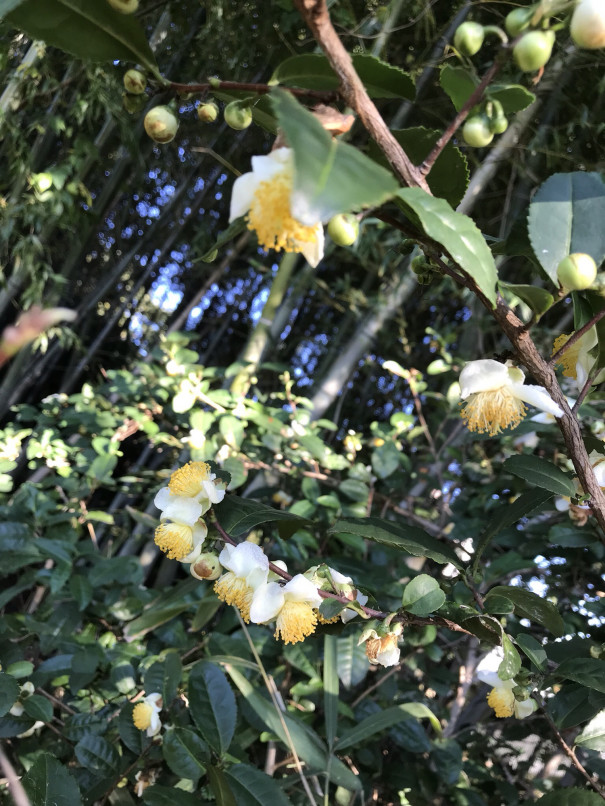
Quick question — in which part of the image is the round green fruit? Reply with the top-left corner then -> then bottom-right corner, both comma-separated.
123,69 -> 146,95
462,116 -> 494,147
224,101 -> 253,130
144,106 -> 179,144
489,114 -> 509,134
557,253 -> 598,291
197,102 -> 219,123
513,30 -> 555,72
454,22 -> 485,56
504,7 -> 534,37
327,214 -> 359,246
107,0 -> 138,13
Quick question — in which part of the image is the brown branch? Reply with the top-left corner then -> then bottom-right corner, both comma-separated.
293,0 -> 431,192
549,307 -> 605,366
169,80 -> 337,103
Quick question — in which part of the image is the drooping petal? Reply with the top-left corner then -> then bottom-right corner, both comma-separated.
154,487 -> 172,510
250,147 -> 292,180
250,581 -> 285,624
298,223 -> 324,267
514,697 -> 537,719
229,172 -> 261,221
512,383 -> 563,418
283,574 -> 323,607
459,360 -> 513,398
475,647 -> 504,687
218,542 -> 269,578
158,496 -> 204,526
179,522 -> 209,563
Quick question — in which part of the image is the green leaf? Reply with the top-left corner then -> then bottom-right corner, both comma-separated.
536,789 -> 605,806
118,703 -> 148,754
329,517 -> 461,567
224,764 -> 294,806
23,694 -> 53,722
499,634 -> 521,681
323,634 -> 339,750
123,602 -> 194,640
74,734 -> 120,777
6,0 -> 160,78
516,633 -> 548,671
272,89 -> 399,223
271,53 -> 414,99
499,282 -> 554,316
554,658 -> 605,693
0,672 -> 20,717
401,574 -> 446,616
485,586 -> 564,637
371,440 -> 402,479
548,524 -> 597,548
207,765 -> 237,806
528,172 -> 605,285
439,65 -> 476,113
22,754 -> 82,806
336,634 -> 370,689
188,661 -> 237,755
503,455 -> 576,497
575,709 -> 605,751
143,786 -> 203,806
0,0 -> 27,13
162,727 -> 209,782
69,574 -> 93,610
334,703 -> 441,752
214,494 -> 308,537
395,188 -> 498,307
488,84 -> 536,114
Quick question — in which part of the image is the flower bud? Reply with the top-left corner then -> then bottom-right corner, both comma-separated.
190,552 -> 222,581
224,101 -> 253,130
504,7 -> 535,37
557,253 -> 598,291
513,30 -> 555,72
327,214 -> 359,246
123,69 -> 146,95
454,22 -> 485,56
107,0 -> 139,13
570,0 -> 605,49
197,102 -> 219,123
144,106 -> 179,144
462,115 -> 494,147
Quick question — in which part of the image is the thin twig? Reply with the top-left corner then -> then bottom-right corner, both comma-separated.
169,79 -> 337,103
0,744 -> 30,806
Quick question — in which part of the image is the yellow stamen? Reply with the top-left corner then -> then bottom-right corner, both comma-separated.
154,522 -> 193,560
274,600 -> 317,645
552,333 -> 578,379
168,461 -> 212,497
247,170 -> 318,254
364,633 -> 398,663
487,686 -> 515,718
317,611 -> 340,625
214,573 -> 254,622
132,702 -> 152,731
461,388 -> 526,436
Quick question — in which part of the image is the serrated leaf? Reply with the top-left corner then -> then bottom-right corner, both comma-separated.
272,90 -> 398,223
554,658 -> 605,693
536,789 -> 605,806
224,764 -> 293,806
485,586 -> 564,636
395,187 -> 498,306
22,754 -> 82,806
0,672 -> 20,717
329,517 -> 461,567
6,0 -> 160,77
401,574 -> 445,616
188,661 -> 236,755
74,734 -> 120,777
334,703 -> 441,752
503,455 -> 575,497
214,494 -> 308,537
271,53 -> 414,99
575,709 -> 605,751
499,282 -> 554,316
528,172 -> 605,284
162,727 -> 209,782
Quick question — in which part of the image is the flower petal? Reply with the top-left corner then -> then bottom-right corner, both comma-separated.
512,383 -> 563,418
154,487 -> 172,510
298,223 -> 324,268
250,581 -> 285,623
283,574 -> 323,607
218,542 -> 269,577
159,496 -> 204,526
514,697 -> 537,719
475,646 -> 504,686
459,360 -> 513,399
229,172 -> 260,221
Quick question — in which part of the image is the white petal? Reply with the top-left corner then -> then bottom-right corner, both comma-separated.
250,581 -> 284,623
459,360 -> 512,399
512,383 -> 563,418
328,567 -> 353,585
218,542 -> 268,577
145,693 -> 162,707
475,647 -> 504,686
514,697 -> 537,719
202,479 -> 226,504
376,645 -> 400,667
298,224 -> 324,268
147,712 -> 162,736
159,496 -> 204,526
290,188 -> 325,227
555,496 -> 571,512
154,487 -> 172,511
179,524 -> 208,563
593,459 -> 605,487
229,172 -> 259,222
283,574 -> 323,606
250,148 -> 292,181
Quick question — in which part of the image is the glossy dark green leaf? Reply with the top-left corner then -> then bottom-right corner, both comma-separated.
214,494 -> 308,537
554,658 -> 605,693
69,574 -> 93,610
271,53 -> 414,99
22,753 -> 82,806
23,694 -> 53,722
329,517 -> 461,567
225,764 -> 293,806
499,282 -> 554,316
503,455 -> 575,497
188,661 -> 236,755
499,634 -> 521,681
536,789 -> 605,806
6,0 -> 160,77
0,672 -> 20,717
485,586 -> 564,636
336,634 -> 370,689
575,709 -> 605,751
396,188 -> 498,306
401,574 -> 445,616
123,602 -> 194,640
528,172 -> 605,284
430,739 -> 463,786
143,786 -> 202,806
548,524 -> 597,548
323,634 -> 339,749
335,703 -> 441,751
516,633 -> 548,671
74,734 -> 120,776
272,90 -> 398,223
207,765 -> 237,806
162,727 -> 209,782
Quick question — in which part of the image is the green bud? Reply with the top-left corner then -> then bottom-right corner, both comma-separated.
224,101 -> 253,130
557,253 -> 598,291
513,30 -> 555,72
327,214 -> 359,246
489,114 -> 509,134
123,69 -> 146,95
190,552 -> 222,581
462,115 -> 494,147
505,7 -> 535,37
454,22 -> 485,56
197,102 -> 219,123
202,248 -> 218,263
144,106 -> 179,144
106,0 -> 138,13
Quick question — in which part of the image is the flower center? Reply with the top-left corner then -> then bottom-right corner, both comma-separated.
132,702 -> 153,730
461,387 -> 526,436
247,170 -> 318,254
552,333 -> 579,379
154,522 -> 194,560
214,573 -> 254,622
487,686 -> 515,718
274,600 -> 317,645
168,461 -> 212,497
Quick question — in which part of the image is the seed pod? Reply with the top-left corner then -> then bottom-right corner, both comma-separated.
144,106 -> 179,144
557,253 -> 598,291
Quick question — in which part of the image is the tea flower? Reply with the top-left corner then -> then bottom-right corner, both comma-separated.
166,461 -> 226,510
359,626 -> 401,667
250,574 -> 323,644
229,147 -> 324,267
476,648 -> 536,719
154,519 -> 208,562
214,542 -> 270,622
552,329 -> 598,391
459,359 -> 563,436
132,693 -> 163,737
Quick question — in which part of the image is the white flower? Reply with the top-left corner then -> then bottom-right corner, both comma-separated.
250,574 -> 323,644
571,0 -> 605,49
359,628 -> 401,667
214,542 -> 270,622
229,147 -> 325,267
132,692 -> 162,737
154,519 -> 208,562
459,359 -> 563,436
325,567 -> 369,623
552,329 -> 598,391
476,647 -> 537,719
